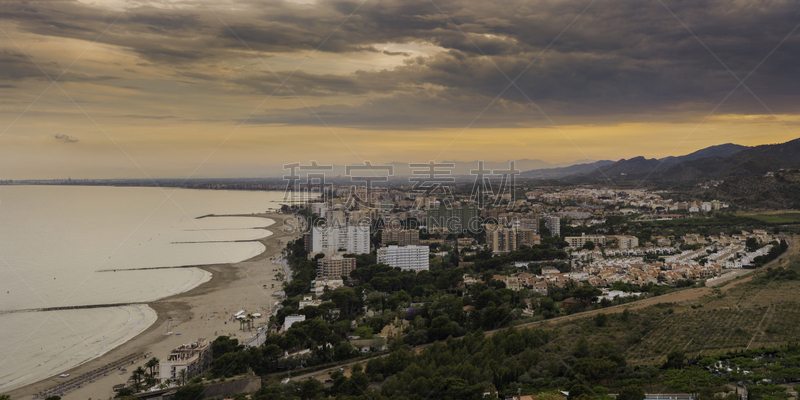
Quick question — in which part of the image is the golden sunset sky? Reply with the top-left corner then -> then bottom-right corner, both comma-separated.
1,0 -> 798,179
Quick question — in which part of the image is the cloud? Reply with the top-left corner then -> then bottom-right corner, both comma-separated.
118,114 -> 176,120
0,0 -> 798,130
54,134 -> 78,143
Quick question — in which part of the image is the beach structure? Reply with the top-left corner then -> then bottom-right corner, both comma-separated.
158,339 -> 212,383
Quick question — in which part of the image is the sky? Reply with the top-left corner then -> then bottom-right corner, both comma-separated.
0,0 -> 798,179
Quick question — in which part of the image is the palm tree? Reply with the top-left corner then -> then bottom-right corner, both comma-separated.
145,357 -> 159,379
130,366 -> 147,392
177,369 -> 188,386
246,314 -> 255,331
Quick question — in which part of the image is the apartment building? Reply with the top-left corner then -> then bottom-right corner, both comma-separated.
377,245 -> 430,271
381,229 -> 420,245
616,235 -> 639,249
311,225 -> 370,254
564,233 -> 607,248
317,254 -> 357,279
545,216 -> 561,237
158,339 -> 212,383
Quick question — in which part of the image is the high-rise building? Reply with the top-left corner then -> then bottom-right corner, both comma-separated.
426,203 -> 480,233
377,245 -> 430,271
381,229 -> 420,245
512,217 -> 539,234
545,216 -> 561,237
317,255 -> 357,279
311,225 -> 370,254
491,228 -> 541,252
491,228 -> 517,253
516,229 -> 540,247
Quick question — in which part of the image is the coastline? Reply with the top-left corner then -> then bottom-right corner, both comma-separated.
4,212 -> 300,400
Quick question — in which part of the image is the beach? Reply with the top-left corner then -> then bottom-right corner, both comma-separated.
4,212 -> 300,400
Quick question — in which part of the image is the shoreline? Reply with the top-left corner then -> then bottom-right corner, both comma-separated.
4,212 -> 300,400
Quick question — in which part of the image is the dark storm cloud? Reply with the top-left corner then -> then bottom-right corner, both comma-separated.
1,0 -> 799,128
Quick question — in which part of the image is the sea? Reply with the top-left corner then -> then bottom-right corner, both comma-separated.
0,186 -> 290,393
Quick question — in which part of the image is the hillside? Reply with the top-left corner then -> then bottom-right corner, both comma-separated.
702,170 -> 800,209
519,160 -> 615,179
567,138 -> 800,183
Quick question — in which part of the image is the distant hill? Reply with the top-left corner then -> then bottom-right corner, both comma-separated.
519,160 -> 615,179
661,143 -> 749,163
565,138 -> 800,182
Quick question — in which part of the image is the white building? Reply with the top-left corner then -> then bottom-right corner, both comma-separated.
158,339 -> 211,383
283,315 -> 306,331
377,245 -> 430,271
616,235 -> 639,249
545,216 -> 561,237
311,225 -> 370,254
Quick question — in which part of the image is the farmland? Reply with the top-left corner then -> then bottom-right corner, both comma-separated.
538,235 -> 800,366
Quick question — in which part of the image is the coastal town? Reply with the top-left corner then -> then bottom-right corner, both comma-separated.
15,174 -> 794,400
5,1 -> 800,399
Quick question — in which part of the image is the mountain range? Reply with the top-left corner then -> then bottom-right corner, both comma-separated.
519,139 -> 800,182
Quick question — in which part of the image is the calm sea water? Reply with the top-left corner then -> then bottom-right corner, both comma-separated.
0,186 -> 287,392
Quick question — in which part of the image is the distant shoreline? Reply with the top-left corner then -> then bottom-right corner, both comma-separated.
5,212 -> 301,400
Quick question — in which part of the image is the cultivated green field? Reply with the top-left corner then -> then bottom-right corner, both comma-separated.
740,212 -> 800,224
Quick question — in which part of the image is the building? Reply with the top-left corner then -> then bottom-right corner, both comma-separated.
283,315 -> 306,331
616,235 -> 639,249
303,231 -> 311,253
311,225 -> 370,254
426,203 -> 480,233
317,254 -> 357,279
545,216 -> 560,237
377,245 -> 430,271
491,228 -> 517,253
512,218 -> 539,234
564,233 -> 607,248
516,229 -> 541,247
491,228 -> 540,252
381,229 -> 420,246
158,339 -> 212,383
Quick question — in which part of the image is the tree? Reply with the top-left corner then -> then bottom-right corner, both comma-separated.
618,385 -> 646,400
177,368 -> 188,386
620,308 -> 631,322
664,350 -> 685,370
145,357 -> 160,379
573,285 -> 602,302
429,316 -> 455,341
129,366 -> 147,391
594,313 -> 609,327
173,383 -> 205,400
583,241 -> 596,250
746,237 -> 759,252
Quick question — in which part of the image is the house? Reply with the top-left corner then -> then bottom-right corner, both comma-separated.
531,281 -> 548,295
541,267 -> 560,275
561,297 -> 581,309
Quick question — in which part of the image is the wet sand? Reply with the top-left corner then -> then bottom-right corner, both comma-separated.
5,213 -> 300,400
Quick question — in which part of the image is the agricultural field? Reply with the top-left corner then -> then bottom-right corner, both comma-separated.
546,239 -> 800,367
624,307 -> 764,365
739,211 -> 800,224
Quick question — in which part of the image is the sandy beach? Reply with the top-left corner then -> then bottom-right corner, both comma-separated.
5,212 -> 300,400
